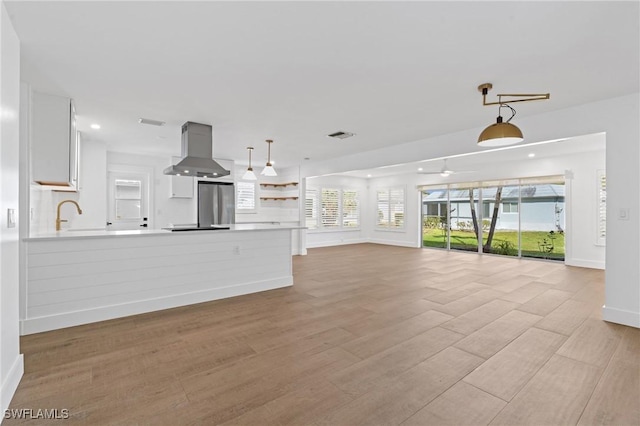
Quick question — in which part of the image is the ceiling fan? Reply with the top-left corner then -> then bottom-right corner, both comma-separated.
417,159 -> 475,177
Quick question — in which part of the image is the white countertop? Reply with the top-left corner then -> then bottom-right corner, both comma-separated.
25,223 -> 305,242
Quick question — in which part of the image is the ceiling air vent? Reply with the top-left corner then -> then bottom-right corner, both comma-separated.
138,118 -> 166,126
327,131 -> 355,139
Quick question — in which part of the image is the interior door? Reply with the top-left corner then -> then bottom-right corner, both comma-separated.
107,172 -> 149,230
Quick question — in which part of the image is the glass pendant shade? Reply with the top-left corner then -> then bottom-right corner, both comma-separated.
242,167 -> 257,180
261,164 -> 277,176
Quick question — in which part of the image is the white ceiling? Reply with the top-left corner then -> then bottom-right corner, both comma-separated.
5,1 -> 639,168
329,132 -> 605,179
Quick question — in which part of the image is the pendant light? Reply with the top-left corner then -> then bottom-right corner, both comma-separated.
260,139 -> 277,177
477,83 -> 550,147
242,147 -> 257,180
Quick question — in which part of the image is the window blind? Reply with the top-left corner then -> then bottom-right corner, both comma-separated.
305,188 -> 318,229
321,188 -> 340,228
236,181 -> 256,211
342,190 -> 359,228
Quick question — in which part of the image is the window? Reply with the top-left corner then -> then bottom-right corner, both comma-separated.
597,170 -> 606,246
502,202 -> 518,213
306,187 -> 360,230
115,179 -> 142,219
305,189 -> 318,229
236,181 -> 256,212
107,169 -> 150,230
377,187 -> 405,229
343,190 -> 360,228
321,189 -> 340,228
483,202 -> 491,218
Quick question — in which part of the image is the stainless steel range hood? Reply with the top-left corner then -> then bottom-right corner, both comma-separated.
163,122 -> 230,177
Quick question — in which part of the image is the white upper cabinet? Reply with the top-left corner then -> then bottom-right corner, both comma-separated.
31,91 -> 79,187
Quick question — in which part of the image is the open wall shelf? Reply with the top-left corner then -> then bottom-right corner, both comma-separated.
260,182 -> 298,188
260,196 -> 299,201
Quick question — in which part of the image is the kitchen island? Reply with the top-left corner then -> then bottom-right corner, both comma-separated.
22,224 -> 303,334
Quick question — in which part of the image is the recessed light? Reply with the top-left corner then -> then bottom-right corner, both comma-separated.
184,170 -> 190,173
90,124 -> 101,130
138,118 -> 166,126
528,153 -> 536,158
418,167 -> 423,171
328,131 -> 356,139
367,174 -> 372,178
213,173 -> 218,176
176,173 -> 181,177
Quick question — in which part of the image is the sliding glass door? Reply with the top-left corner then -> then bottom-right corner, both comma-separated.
420,176 -> 565,262
448,186 -> 480,253
480,181 -> 520,257
520,177 -> 565,261
422,188 -> 448,249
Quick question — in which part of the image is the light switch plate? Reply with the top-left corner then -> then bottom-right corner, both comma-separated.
7,208 -> 16,228
618,208 -> 630,221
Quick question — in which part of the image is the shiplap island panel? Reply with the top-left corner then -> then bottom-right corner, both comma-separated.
23,225 -> 302,334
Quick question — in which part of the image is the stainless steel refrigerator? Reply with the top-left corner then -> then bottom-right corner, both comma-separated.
197,182 -> 235,227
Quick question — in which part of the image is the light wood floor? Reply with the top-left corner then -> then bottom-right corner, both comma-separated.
6,244 -> 639,425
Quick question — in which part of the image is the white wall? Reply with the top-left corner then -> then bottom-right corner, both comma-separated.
30,138 -> 107,234
235,165 -> 301,224
365,146 -> 606,269
0,1 -> 23,415
306,175 -> 369,248
302,94 -> 639,328
108,152 -> 196,228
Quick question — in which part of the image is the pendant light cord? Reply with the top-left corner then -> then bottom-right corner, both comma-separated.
499,103 -> 517,123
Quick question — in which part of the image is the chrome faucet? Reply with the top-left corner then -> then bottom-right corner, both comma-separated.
56,200 -> 83,231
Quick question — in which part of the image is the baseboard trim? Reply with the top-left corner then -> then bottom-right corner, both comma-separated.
565,258 -> 605,270
1,354 -> 24,415
21,277 -> 292,335
368,239 -> 420,248
602,305 -> 640,328
306,239 -> 367,249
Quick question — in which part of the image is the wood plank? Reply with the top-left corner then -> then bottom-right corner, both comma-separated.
516,288 -> 573,316
454,310 -> 543,359
556,317 -> 625,368
490,355 -> 601,425
217,379 -> 352,426
340,310 -> 453,359
440,299 -> 519,336
330,327 -> 464,397
534,299 -> 593,336
403,381 -> 507,426
499,281 -> 551,304
463,328 -> 566,401
578,327 -> 640,426
434,289 -> 506,317
319,347 -> 484,426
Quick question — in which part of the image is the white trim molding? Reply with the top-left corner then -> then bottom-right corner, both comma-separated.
21,277 -> 292,335
565,258 -> 605,270
602,305 -> 640,329
1,355 -> 24,415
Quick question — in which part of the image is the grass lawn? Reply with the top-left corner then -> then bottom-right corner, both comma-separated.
423,229 -> 565,260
